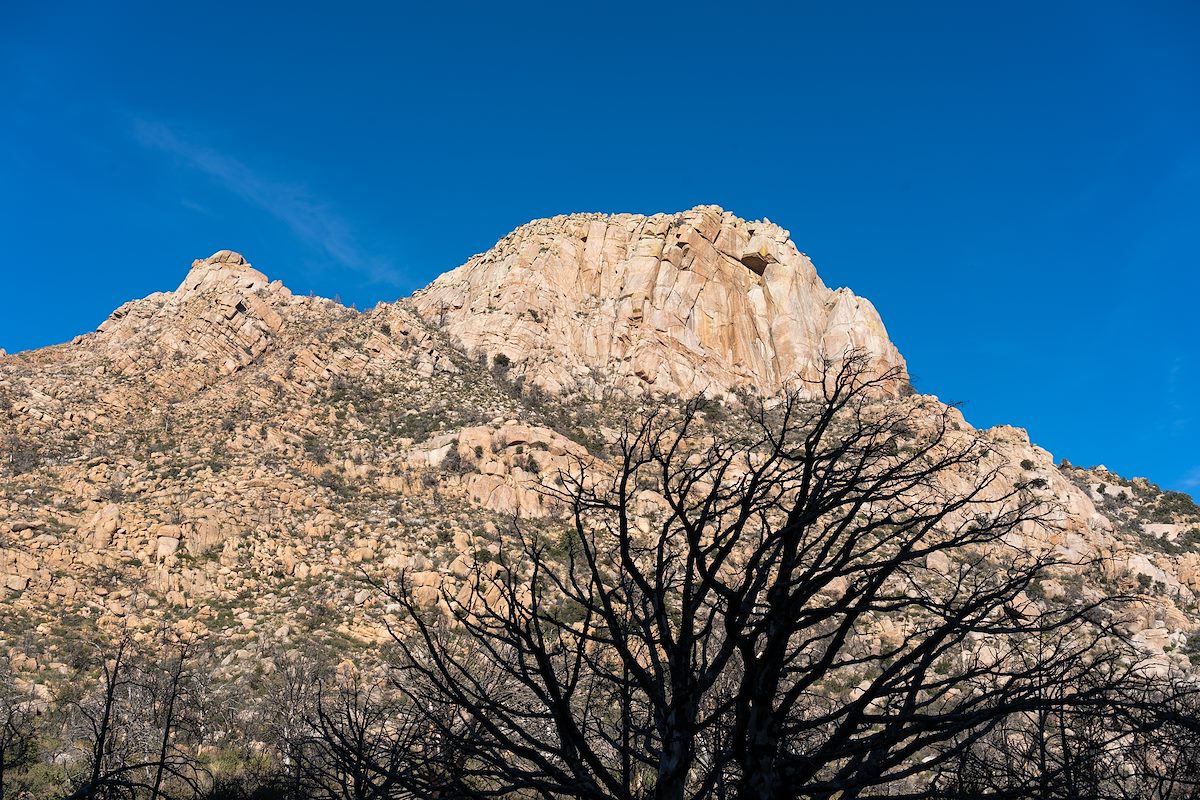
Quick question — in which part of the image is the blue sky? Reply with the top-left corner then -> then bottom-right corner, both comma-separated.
2,2 -> 1197,494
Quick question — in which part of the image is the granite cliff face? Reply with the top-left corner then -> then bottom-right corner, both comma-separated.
2,208 -> 1199,688
412,206 -> 907,398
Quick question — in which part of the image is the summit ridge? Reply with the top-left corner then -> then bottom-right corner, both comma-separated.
412,205 -> 907,398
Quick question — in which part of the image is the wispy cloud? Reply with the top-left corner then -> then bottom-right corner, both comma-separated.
132,117 -> 401,286
1180,467 -> 1200,491
1164,354 -> 1194,434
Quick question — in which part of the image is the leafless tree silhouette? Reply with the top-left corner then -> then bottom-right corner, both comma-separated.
0,663 -> 37,800
299,669 -> 453,800
384,352 -> 1162,800
58,631 -> 204,800
928,675 -> 1200,799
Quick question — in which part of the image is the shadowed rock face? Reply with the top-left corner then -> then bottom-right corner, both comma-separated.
411,205 -> 908,399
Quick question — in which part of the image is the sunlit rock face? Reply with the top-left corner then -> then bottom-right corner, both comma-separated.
412,205 -> 908,399
90,250 -> 297,393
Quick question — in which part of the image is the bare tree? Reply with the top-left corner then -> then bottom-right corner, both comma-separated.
384,352 -> 1154,800
299,668 -> 447,800
58,631 -> 204,800
927,675 -> 1200,799
145,637 -> 202,800
1132,685 -> 1200,800
0,663 -> 37,800
0,433 -> 39,476
258,650 -> 326,800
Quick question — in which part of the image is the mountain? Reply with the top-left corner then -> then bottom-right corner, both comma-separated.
2,206 -> 1198,684
412,206 -> 906,398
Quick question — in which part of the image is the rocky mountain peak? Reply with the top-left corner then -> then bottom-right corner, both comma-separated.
182,250 -> 271,295
80,250 -> 299,395
412,205 -> 907,399
192,249 -> 250,270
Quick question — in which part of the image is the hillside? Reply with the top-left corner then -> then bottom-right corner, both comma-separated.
1,208 -> 1199,793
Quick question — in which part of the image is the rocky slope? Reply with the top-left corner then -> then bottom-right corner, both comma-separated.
2,207 -> 1198,688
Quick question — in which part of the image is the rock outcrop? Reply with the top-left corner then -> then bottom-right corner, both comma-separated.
412,206 -> 907,398
85,250 -> 303,394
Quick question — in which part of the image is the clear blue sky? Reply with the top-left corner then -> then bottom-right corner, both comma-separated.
2,2 -> 1197,494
